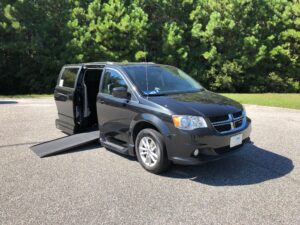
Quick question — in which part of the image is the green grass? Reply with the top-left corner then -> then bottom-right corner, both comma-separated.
0,94 -> 53,98
222,93 -> 300,110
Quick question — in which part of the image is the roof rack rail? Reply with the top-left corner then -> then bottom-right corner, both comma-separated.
122,62 -> 155,64
80,61 -> 157,66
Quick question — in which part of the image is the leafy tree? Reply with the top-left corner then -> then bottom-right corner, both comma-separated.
0,0 -> 299,94
189,0 -> 299,92
67,0 -> 148,62
0,0 -> 71,94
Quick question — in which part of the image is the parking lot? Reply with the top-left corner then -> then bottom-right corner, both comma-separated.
0,98 -> 299,224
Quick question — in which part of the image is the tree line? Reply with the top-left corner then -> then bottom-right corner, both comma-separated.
0,0 -> 299,94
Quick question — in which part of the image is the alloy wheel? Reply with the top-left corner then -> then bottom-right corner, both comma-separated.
138,136 -> 160,167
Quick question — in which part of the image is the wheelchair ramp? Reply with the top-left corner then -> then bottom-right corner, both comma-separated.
31,131 -> 99,158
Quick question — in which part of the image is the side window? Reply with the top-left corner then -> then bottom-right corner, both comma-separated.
101,69 -> 127,95
59,67 -> 79,88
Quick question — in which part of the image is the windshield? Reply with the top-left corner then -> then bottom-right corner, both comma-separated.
123,65 -> 203,95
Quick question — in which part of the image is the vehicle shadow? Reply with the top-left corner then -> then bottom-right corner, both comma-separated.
0,100 -> 18,104
163,143 -> 294,186
105,147 -> 137,161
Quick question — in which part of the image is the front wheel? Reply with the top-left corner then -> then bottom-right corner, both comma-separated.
135,128 -> 171,174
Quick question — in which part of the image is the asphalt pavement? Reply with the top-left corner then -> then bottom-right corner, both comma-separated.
0,98 -> 299,224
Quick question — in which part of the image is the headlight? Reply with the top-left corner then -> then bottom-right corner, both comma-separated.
172,115 -> 208,130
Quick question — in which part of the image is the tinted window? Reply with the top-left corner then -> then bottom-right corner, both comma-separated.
123,65 -> 203,95
101,69 -> 127,95
60,67 -> 78,88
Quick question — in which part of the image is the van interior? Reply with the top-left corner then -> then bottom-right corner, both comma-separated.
76,68 -> 103,131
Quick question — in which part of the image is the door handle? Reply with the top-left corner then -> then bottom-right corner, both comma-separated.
55,93 -> 68,101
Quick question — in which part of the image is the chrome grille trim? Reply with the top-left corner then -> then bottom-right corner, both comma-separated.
210,111 -> 246,134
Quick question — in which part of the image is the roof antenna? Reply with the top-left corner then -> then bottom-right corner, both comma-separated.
144,45 -> 149,99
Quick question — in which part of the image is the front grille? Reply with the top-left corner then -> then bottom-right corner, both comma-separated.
234,119 -> 243,128
209,115 -> 229,123
233,111 -> 243,118
214,124 -> 231,132
208,111 -> 245,133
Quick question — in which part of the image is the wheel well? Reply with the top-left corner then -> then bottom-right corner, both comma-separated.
132,121 -> 160,144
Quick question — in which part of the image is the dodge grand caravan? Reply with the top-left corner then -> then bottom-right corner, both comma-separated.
55,62 -> 251,174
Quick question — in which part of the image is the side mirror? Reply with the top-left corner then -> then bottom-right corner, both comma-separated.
112,86 -> 129,99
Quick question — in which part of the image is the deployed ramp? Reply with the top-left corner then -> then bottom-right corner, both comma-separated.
31,131 -> 99,158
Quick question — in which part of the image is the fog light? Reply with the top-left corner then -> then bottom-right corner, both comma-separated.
193,149 -> 199,157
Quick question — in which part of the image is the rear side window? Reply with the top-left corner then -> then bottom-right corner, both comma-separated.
59,67 -> 79,88
101,69 -> 127,95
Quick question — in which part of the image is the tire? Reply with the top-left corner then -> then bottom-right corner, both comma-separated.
135,128 -> 171,174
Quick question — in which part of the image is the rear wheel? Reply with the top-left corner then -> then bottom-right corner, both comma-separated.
135,128 -> 171,174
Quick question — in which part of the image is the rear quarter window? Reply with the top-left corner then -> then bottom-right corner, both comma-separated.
59,67 -> 79,88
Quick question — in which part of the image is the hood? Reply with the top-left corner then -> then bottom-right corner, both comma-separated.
148,91 -> 243,117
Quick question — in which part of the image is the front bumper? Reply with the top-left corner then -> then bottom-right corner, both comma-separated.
165,118 -> 252,165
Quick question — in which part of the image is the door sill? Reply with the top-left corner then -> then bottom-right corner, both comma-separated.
100,137 -> 134,156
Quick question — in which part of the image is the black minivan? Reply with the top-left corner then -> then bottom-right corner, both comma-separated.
55,62 -> 251,174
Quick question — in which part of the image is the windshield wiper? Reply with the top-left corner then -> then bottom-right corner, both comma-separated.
146,93 -> 167,96
143,88 -> 204,96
